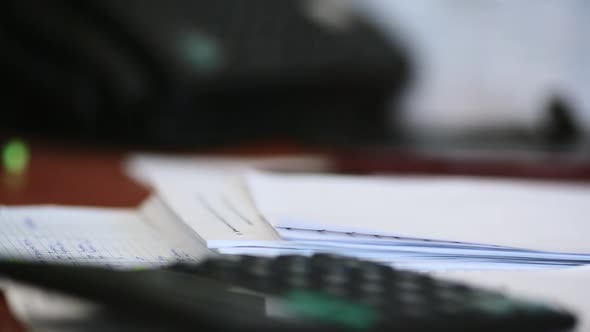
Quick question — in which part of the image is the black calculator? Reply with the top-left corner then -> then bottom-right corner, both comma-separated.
0,254 -> 577,331
171,254 -> 576,332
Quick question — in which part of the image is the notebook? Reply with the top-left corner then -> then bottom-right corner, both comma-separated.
0,173 -> 280,270
0,206 -> 207,269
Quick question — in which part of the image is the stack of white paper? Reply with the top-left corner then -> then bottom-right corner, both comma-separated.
238,171 -> 590,271
121,154 -> 590,271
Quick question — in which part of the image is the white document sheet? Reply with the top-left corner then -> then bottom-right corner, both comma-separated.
246,171 -> 590,253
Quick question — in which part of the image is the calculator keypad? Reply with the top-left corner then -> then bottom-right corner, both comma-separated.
177,254 -> 576,331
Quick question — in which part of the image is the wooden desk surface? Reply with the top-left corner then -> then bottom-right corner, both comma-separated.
0,144 -> 149,207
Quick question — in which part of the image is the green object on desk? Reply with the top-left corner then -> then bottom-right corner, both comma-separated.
2,139 -> 29,174
285,290 -> 378,330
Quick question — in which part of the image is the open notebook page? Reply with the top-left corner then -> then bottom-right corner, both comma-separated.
246,171 -> 590,254
0,206 -> 206,269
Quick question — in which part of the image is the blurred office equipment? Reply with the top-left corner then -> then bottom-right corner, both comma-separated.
0,0 -> 409,147
0,255 -> 577,332
5,265 -> 589,332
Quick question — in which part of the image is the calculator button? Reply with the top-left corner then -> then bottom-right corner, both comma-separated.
393,279 -> 423,293
285,275 -> 310,289
321,266 -> 348,283
360,282 -> 384,295
247,259 -> 271,277
340,257 -> 363,269
359,293 -> 384,307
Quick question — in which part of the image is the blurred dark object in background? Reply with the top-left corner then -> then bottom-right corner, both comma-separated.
333,134 -> 590,182
0,0 -> 409,148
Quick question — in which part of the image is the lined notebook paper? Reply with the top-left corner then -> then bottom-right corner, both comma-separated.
0,206 -> 204,269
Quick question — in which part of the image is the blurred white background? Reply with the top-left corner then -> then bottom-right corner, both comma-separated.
353,0 -> 590,138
